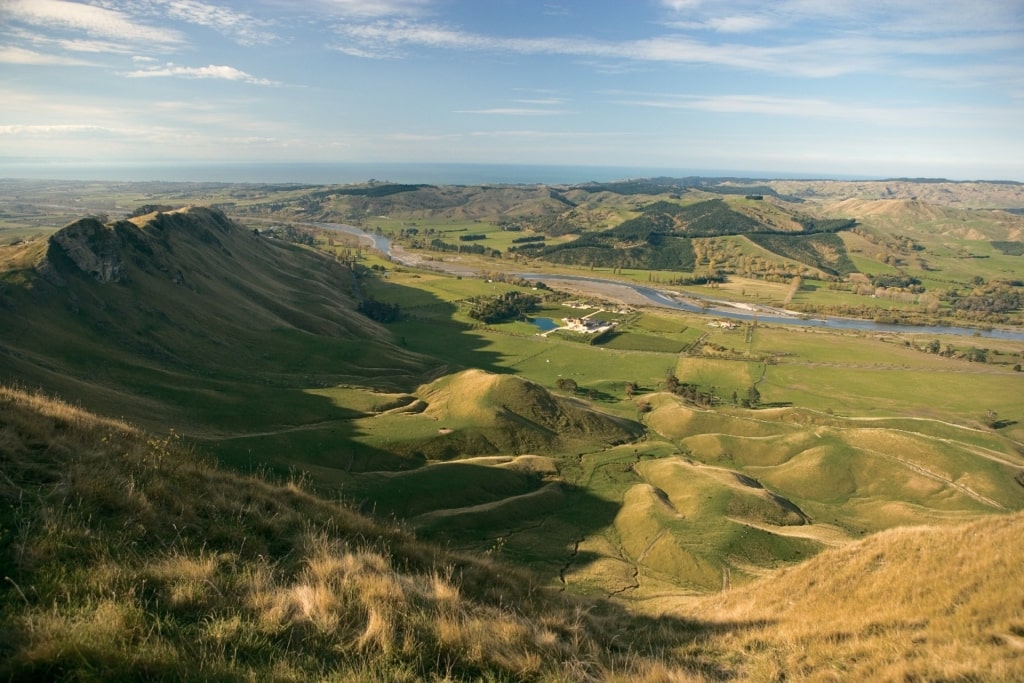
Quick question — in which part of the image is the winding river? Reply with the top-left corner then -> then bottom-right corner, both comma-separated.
314,221 -> 1024,342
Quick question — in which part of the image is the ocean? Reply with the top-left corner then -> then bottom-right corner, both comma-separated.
0,161 -> 850,186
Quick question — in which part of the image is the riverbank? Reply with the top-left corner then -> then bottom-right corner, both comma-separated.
312,220 -> 1024,342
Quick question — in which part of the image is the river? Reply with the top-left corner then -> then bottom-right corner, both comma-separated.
313,221 -> 1024,342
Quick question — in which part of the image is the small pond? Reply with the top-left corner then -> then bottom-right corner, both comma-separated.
529,317 -> 560,332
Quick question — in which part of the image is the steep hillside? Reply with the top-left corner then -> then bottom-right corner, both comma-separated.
645,395 -> 1024,532
825,197 -> 1024,241
539,197 -> 857,276
0,206 -> 428,435
682,511 -> 1024,681
315,184 -> 577,222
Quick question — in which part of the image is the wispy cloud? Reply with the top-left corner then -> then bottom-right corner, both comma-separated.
0,45 -> 93,65
331,15 -> 1021,83
159,0 -> 277,46
658,0 -> 1024,34
615,92 -> 1011,128
0,123 -> 122,135
309,0 -> 431,18
514,97 -> 568,106
124,63 -> 279,85
1,0 -> 183,50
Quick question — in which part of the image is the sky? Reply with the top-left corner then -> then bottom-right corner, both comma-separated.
1,0 -> 1023,181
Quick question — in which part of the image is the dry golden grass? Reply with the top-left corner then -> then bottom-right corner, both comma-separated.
672,512 -> 1024,681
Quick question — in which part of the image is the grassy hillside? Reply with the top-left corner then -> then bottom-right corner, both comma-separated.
682,511 -> 1024,681
3,385 -> 1022,681
0,206 -> 428,436
366,369 -> 643,459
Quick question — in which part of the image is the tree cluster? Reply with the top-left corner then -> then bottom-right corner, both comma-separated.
467,291 -> 540,324
358,297 -> 401,323
949,282 -> 1023,316
429,238 -> 501,257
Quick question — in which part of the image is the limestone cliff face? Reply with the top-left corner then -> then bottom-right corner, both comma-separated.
42,217 -> 126,285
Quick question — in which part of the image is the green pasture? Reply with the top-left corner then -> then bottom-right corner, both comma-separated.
595,332 -> 688,353
749,326 -> 956,366
365,269 -> 522,307
364,216 -> 542,253
711,276 -> 793,303
346,460 -> 545,519
849,416 -> 1021,456
674,358 -> 760,396
760,361 -> 1021,424
789,281 -> 923,312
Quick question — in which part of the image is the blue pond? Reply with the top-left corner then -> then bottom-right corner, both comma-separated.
530,317 -> 560,332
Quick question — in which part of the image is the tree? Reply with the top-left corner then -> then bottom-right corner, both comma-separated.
556,378 -> 578,392
746,385 -> 761,408
665,372 -> 680,393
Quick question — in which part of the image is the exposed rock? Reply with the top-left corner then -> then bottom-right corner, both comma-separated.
43,217 -> 125,284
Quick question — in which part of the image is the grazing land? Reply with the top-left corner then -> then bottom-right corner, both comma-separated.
1,176 -> 1023,680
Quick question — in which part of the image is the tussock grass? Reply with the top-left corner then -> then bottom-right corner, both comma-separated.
685,512 -> 1024,681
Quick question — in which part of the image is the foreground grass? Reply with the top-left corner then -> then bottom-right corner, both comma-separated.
681,513 -> 1024,681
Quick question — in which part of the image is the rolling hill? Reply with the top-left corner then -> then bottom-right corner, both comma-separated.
2,383 -> 1021,681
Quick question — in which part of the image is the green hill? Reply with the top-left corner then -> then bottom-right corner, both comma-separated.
539,197 -> 857,275
0,206 -> 428,436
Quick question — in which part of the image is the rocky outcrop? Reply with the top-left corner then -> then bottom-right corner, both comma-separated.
42,217 -> 126,284
34,207 -> 240,288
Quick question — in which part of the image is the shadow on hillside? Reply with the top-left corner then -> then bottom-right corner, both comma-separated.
371,277 -> 514,376
583,606 -> 776,678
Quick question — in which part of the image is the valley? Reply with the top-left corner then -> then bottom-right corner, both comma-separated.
1,176 -> 1023,680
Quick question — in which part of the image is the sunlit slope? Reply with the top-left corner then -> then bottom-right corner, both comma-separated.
684,510 -> 1024,681
328,379 -> 1022,595
645,394 -> 1024,532
0,207 -> 428,433
347,368 -> 643,460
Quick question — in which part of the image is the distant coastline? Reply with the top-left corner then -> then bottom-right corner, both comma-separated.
0,161 -> 883,186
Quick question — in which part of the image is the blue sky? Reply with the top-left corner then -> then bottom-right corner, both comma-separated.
2,0 -> 1023,180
